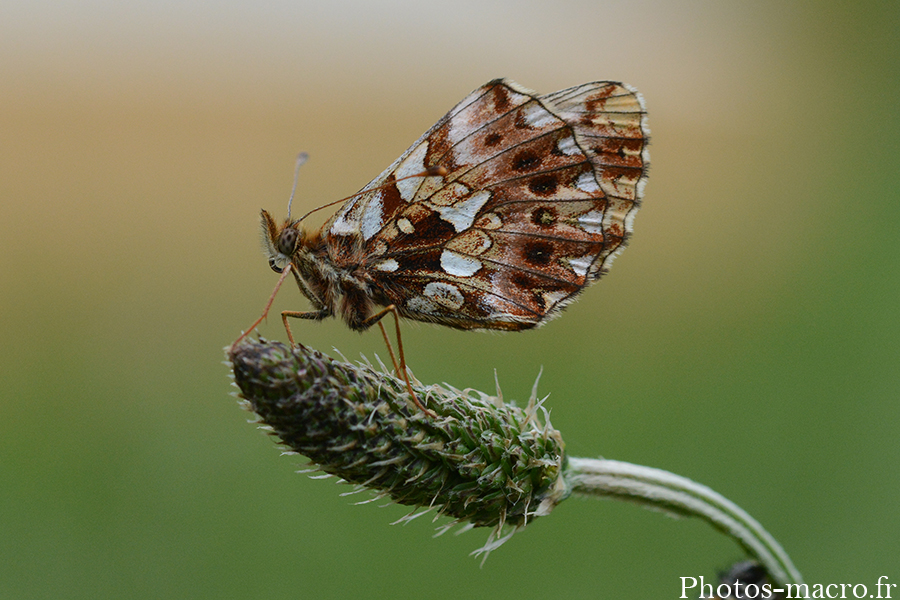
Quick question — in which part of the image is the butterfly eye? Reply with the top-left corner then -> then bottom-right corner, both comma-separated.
278,228 -> 299,256
268,258 -> 284,273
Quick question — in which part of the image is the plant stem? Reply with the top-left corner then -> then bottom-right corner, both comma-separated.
564,457 -> 803,588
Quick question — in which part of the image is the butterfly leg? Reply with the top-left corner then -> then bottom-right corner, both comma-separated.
232,264 -> 294,352
374,321 -> 402,378
364,305 -> 435,418
281,309 -> 330,348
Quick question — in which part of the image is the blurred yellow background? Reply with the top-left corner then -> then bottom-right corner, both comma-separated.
2,1 -> 898,598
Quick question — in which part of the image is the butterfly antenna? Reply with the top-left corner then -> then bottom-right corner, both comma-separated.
296,165 -> 447,223
286,152 -> 309,221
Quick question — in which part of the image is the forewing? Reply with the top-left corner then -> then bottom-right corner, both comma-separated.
331,79 -> 649,329
322,79 -> 537,262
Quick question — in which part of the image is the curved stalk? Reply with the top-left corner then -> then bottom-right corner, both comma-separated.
564,457 -> 803,587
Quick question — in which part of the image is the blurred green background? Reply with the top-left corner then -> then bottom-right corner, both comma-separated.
2,1 -> 897,598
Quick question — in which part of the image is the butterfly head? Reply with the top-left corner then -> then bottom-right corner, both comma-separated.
259,209 -> 305,273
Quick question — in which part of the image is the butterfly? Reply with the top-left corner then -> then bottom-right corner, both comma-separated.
235,79 -> 649,409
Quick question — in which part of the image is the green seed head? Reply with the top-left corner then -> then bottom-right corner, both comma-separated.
228,338 -> 568,542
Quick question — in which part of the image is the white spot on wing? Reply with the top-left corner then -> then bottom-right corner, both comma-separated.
577,210 -> 604,234
407,295 -> 437,314
576,171 -> 600,193
423,282 -> 464,310
397,218 -> 414,234
557,136 -> 580,156
373,258 -> 399,272
330,198 -> 362,236
433,190 -> 491,232
440,250 -> 482,277
394,142 -> 428,201
568,255 -> 593,277
360,190 -> 384,240
522,102 -> 558,129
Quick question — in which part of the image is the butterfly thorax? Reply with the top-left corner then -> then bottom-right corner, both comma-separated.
260,209 -> 379,331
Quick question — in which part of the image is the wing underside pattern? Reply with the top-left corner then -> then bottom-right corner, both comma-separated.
324,79 -> 649,330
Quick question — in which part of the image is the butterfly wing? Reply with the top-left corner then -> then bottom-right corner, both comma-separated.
324,79 -> 649,330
